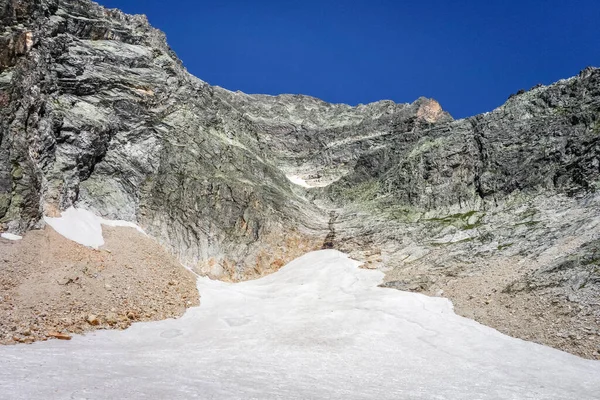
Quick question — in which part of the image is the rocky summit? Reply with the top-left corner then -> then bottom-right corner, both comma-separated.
1,0 -> 599,359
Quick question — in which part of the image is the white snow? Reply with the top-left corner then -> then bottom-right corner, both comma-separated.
0,250 -> 599,399
43,207 -> 145,249
0,232 -> 22,241
287,174 -> 313,188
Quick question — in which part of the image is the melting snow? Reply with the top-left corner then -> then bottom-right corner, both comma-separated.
0,232 -> 22,241
0,250 -> 599,399
43,207 -> 145,249
287,174 -> 313,188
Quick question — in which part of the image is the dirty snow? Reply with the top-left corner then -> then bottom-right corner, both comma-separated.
287,174 -> 313,188
0,232 -> 22,241
1,250 -> 599,399
43,207 -> 145,249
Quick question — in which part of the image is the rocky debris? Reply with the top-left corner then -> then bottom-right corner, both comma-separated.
0,225 -> 198,345
418,255 -> 600,360
380,277 -> 432,292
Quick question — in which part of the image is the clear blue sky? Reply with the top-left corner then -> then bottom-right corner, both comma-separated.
100,0 -> 599,118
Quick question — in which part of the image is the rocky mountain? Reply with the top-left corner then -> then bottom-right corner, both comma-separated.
1,0 -> 599,358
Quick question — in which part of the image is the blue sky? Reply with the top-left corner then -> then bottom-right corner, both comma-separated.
100,0 -> 599,118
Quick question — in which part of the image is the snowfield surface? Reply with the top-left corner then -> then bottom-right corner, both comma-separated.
1,250 -> 599,399
43,207 -> 145,249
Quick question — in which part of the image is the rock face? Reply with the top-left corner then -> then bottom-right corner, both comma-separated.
0,0 -> 450,279
1,0 -> 600,357
0,0 -> 328,280
331,68 -> 600,208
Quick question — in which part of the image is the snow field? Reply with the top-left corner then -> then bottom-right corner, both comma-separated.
0,250 -> 599,399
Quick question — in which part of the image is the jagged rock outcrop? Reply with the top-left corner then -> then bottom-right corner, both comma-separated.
1,0 -> 599,357
331,68 -> 600,209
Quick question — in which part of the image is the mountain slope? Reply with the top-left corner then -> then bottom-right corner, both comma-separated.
1,0 -> 599,358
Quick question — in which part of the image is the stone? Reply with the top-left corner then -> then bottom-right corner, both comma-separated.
86,315 -> 99,326
47,331 -> 72,340
105,313 -> 118,326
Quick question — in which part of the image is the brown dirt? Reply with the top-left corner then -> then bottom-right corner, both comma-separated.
0,225 -> 199,345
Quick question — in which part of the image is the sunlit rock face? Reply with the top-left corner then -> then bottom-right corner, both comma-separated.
0,0 -> 453,278
416,98 -> 445,123
0,0 -> 329,279
1,0 -> 600,355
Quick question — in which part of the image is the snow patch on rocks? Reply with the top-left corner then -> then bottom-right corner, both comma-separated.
43,207 -> 145,249
286,174 -> 313,188
0,232 -> 22,241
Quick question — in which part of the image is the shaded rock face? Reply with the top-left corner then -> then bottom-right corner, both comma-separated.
1,0 -> 600,352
